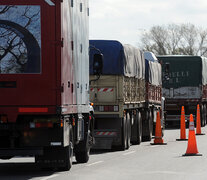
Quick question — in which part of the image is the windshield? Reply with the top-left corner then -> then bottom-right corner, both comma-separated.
0,5 -> 41,74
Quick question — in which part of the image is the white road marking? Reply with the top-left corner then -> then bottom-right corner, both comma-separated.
123,151 -> 136,156
40,174 -> 59,180
86,161 -> 103,167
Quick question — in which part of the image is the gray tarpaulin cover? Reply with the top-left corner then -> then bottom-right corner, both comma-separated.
89,40 -> 145,79
123,44 -> 145,78
202,57 -> 207,85
144,52 -> 162,86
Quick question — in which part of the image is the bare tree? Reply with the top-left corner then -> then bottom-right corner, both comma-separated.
0,6 -> 14,14
197,28 -> 207,56
0,5 -> 40,73
166,24 -> 182,54
139,23 -> 207,57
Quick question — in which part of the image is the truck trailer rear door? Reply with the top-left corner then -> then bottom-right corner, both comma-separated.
0,1 -> 58,117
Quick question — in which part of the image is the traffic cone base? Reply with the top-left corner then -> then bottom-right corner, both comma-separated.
154,138 -> 163,144
150,137 -> 167,145
151,143 -> 167,145
150,112 -> 167,145
196,133 -> 205,136
150,143 -> 167,145
183,153 -> 202,156
176,138 -> 188,141
183,114 -> 202,156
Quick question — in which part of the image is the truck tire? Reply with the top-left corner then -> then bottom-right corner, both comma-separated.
203,104 -> 207,126
120,115 -> 128,150
131,110 -> 142,145
75,113 -> 92,163
142,109 -> 153,141
75,150 -> 89,163
75,134 -> 90,163
201,105 -> 206,127
35,145 -> 73,171
152,108 -> 156,136
126,112 -> 131,149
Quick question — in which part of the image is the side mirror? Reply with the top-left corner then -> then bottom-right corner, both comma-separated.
93,53 -> 103,75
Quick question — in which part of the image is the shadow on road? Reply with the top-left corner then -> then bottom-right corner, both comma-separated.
0,162 -> 55,180
165,125 -> 180,130
90,149 -> 117,155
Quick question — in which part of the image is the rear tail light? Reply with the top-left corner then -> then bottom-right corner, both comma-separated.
96,105 -> 119,112
60,119 -> 64,127
72,117 -> 75,126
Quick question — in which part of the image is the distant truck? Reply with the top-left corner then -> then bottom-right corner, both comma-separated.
157,55 -> 207,127
89,40 -> 163,150
0,1 -> 94,170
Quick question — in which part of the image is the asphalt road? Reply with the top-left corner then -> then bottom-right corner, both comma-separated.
1,126 -> 207,180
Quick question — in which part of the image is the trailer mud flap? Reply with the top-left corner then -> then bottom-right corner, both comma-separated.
92,130 -> 118,150
92,138 -> 113,150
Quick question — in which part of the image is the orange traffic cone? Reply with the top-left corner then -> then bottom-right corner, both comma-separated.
183,114 -> 202,156
176,106 -> 187,141
151,111 -> 167,145
196,104 -> 205,135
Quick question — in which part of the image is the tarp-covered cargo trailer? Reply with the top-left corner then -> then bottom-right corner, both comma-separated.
145,57 -> 162,103
89,40 -> 151,150
144,52 -> 163,138
0,0 -> 92,170
158,55 -> 207,127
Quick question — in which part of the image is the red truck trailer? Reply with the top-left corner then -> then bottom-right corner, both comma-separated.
0,0 -> 94,170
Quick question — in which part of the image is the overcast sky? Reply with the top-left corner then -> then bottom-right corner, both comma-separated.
89,0 -> 207,47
